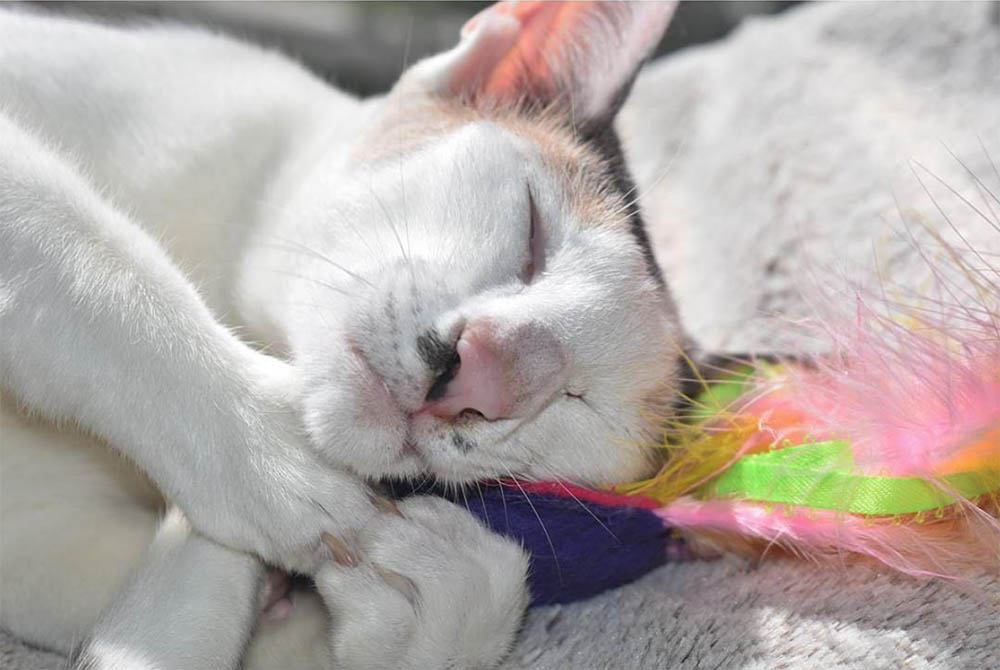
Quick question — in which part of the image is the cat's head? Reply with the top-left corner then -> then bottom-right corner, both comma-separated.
280,1 -> 684,487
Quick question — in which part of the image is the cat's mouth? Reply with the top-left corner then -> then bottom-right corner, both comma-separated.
333,339 -> 530,483
401,414 -> 445,466
399,436 -> 429,466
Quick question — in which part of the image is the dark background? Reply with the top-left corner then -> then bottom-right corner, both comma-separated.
25,1 -> 800,95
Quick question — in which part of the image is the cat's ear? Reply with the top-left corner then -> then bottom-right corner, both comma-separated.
410,1 -> 677,124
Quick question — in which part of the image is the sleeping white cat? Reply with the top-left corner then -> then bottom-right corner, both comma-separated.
0,2 -> 682,668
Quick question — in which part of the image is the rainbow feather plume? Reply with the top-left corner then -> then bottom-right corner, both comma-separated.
621,214 -> 1000,579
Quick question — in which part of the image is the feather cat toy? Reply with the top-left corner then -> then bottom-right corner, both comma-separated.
435,226 -> 1000,605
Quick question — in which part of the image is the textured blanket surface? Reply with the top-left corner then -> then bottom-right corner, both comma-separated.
4,2 -> 999,668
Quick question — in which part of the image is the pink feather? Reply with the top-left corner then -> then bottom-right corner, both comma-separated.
656,161 -> 1000,578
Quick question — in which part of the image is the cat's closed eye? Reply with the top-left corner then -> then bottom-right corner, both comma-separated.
522,187 -> 545,282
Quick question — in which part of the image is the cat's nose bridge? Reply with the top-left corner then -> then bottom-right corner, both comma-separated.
418,319 -> 565,422
357,257 -> 467,408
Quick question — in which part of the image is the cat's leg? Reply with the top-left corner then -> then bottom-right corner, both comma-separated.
0,397 -> 161,649
61,497 -> 530,670
5,429 -> 308,670
73,510 -> 343,670
3,402 -> 528,669
0,113 -> 378,572
70,508 -> 264,670
1,400 -> 330,670
70,495 -> 531,670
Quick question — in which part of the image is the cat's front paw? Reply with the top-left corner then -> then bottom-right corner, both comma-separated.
315,496 -> 530,670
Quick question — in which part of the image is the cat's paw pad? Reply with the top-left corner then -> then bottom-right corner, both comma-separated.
315,496 -> 529,670
259,568 -> 294,621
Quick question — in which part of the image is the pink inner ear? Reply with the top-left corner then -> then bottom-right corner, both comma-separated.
461,1 -> 593,105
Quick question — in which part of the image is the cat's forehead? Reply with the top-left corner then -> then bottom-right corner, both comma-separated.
352,98 -> 631,234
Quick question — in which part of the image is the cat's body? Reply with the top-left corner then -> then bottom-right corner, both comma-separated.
0,3 -> 681,668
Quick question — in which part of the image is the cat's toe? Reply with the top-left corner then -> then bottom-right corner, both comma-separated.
315,559 -> 417,670
314,496 -> 529,670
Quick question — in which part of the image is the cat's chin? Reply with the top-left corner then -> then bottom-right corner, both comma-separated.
369,453 -> 427,480
370,438 -> 491,485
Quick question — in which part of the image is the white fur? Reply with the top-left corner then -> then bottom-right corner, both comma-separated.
76,508 -> 264,670
317,497 -> 529,670
0,4 -> 678,669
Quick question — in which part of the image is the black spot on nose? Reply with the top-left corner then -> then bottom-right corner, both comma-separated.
417,331 -> 454,372
418,331 -> 460,401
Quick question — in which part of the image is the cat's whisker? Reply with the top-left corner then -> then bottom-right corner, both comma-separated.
518,455 -> 634,544
323,198 -> 385,263
502,466 -> 562,581
401,17 -> 414,247
608,134 -> 688,221
259,268 -> 357,299
459,483 -> 474,521
548,477 -> 622,544
367,180 -> 415,284
257,238 -> 375,288
474,480 -> 492,529
493,477 -> 511,532
399,140 -> 414,279
261,300 -> 335,310
442,154 -> 473,270
408,473 -> 431,496
497,388 -> 564,442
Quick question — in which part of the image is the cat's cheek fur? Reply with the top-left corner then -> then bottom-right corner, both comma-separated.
282,116 -> 682,486
299,349 -> 421,479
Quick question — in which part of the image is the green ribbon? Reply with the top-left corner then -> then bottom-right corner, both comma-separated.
698,439 -> 1000,516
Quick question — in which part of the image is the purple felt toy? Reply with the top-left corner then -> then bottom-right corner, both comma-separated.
400,481 -> 691,606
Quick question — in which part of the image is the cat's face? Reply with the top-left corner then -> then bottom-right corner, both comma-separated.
280,1 -> 683,486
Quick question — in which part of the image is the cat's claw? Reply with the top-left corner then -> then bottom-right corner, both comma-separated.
322,532 -> 359,567
315,496 -> 530,670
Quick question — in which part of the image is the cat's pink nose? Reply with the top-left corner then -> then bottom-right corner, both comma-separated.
423,329 -> 512,421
